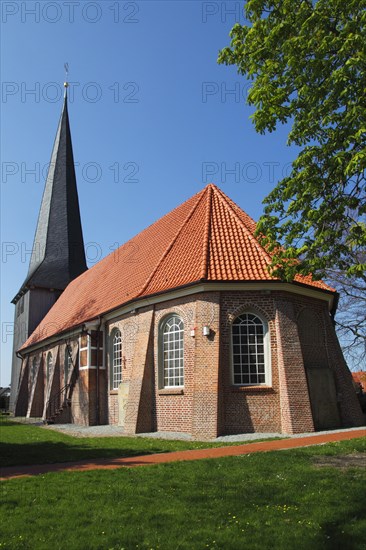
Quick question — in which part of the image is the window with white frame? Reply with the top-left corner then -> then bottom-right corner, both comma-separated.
111,329 -> 122,390
162,315 -> 184,387
46,352 -> 53,384
232,313 -> 269,385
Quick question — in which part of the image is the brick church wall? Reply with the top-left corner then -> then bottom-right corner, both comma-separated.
295,297 -> 364,427
106,293 -> 221,437
22,286 -> 363,437
220,291 -> 282,435
292,294 -> 363,428
153,297 -> 197,434
218,289 -> 362,435
274,296 -> 314,433
191,294 -> 221,439
323,319 -> 365,427
107,311 -> 142,426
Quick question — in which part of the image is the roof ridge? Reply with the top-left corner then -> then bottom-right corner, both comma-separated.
138,187 -> 208,297
212,185 -> 274,267
200,185 -> 213,280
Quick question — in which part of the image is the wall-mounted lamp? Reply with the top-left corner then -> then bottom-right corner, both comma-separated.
190,327 -> 196,337
203,326 -> 210,336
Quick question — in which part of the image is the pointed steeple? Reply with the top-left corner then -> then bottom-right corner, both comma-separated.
13,84 -> 87,302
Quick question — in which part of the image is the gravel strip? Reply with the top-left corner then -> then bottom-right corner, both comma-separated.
38,422 -> 365,442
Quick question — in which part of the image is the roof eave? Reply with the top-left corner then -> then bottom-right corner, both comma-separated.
20,278 -> 336,354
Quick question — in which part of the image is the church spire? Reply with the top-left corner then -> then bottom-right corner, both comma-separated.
12,82 -> 87,302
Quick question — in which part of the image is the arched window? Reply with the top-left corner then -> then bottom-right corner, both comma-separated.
162,315 -> 184,387
64,346 -> 72,386
232,313 -> 270,385
46,352 -> 53,384
111,329 -> 122,390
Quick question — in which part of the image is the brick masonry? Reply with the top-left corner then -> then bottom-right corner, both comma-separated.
17,288 -> 364,438
274,298 -> 314,433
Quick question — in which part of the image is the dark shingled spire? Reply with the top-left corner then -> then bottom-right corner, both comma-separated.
12,87 -> 87,302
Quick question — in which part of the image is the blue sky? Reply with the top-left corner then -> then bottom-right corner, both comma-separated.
0,1 -> 297,386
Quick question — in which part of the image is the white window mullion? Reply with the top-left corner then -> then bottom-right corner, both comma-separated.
232,313 -> 268,386
112,330 -> 122,390
162,315 -> 184,388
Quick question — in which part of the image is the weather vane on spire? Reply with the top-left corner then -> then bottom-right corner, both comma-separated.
64,62 -> 69,99
64,62 -> 69,92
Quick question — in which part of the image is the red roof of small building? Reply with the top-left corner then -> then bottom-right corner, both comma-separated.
352,372 -> 366,391
21,184 -> 335,349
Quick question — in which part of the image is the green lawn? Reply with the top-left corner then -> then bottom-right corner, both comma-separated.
0,417 -> 219,467
1,438 -> 365,550
0,417 -> 283,467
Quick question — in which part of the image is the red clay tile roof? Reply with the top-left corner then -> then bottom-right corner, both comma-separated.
21,183 -> 335,349
352,372 -> 366,391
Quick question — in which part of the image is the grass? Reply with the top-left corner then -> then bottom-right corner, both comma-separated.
0,417 -> 283,468
0,417 -> 218,467
1,438 -> 365,550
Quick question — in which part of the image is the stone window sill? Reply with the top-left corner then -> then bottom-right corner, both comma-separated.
109,390 -> 118,395
231,385 -> 274,393
158,388 -> 184,396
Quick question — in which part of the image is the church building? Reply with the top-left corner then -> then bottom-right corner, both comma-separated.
11,86 -> 364,439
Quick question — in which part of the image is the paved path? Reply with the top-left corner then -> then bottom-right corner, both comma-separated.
1,427 -> 365,481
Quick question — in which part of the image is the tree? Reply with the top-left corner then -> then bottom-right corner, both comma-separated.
218,0 -> 366,281
324,245 -> 366,369
328,270 -> 366,369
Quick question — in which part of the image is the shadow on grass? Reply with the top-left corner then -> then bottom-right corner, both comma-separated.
320,480 -> 366,549
0,417 -> 193,467
0,440 -> 171,468
1,418 -> 291,469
